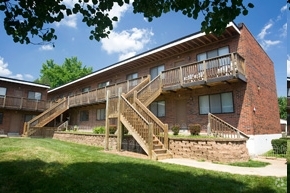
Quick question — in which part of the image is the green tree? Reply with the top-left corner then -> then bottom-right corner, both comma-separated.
0,0 -> 255,45
278,96 -> 287,120
35,57 -> 93,89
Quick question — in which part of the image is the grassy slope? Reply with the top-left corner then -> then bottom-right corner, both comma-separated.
0,138 -> 287,193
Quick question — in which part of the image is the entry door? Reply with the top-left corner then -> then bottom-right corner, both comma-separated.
175,99 -> 187,129
10,113 -> 21,134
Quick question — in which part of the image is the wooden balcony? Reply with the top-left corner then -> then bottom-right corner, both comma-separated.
162,53 -> 246,91
68,77 -> 148,108
0,96 -> 48,111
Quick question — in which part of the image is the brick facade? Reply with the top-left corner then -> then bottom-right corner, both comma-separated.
47,23 -> 280,137
0,77 -> 49,135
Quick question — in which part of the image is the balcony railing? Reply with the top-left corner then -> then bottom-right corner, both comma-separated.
162,52 -> 245,89
0,96 -> 48,111
68,77 -> 146,108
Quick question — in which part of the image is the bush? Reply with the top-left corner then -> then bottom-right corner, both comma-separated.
93,126 -> 105,134
188,124 -> 201,135
171,124 -> 180,135
109,125 -> 117,134
271,138 -> 287,154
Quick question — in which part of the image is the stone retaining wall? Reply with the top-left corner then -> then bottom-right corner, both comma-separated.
169,137 -> 249,163
53,132 -> 117,150
53,132 -> 249,163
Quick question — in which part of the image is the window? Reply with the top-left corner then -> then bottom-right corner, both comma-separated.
80,110 -> 89,121
288,87 -> 290,97
197,46 -> 229,61
82,87 -> 91,93
199,92 -> 234,114
127,72 -> 138,80
0,87 -> 6,97
150,65 -> 164,80
127,73 -> 138,87
98,81 -> 110,88
150,101 -> 165,117
96,108 -> 106,120
0,112 -> 3,124
24,115 -> 35,122
28,91 -> 41,100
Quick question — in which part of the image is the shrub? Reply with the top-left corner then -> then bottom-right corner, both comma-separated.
109,125 -> 117,134
93,126 -> 105,134
271,138 -> 287,154
188,124 -> 201,135
171,124 -> 180,135
73,125 -> 78,131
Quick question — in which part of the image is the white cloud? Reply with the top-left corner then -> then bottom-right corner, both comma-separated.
119,51 -> 137,61
257,5 -> 287,50
107,2 -> 131,28
55,14 -> 77,28
257,21 -> 273,40
281,5 -> 287,12
280,23 -> 287,37
0,57 -> 12,76
39,44 -> 54,51
0,57 -> 33,80
101,28 -> 154,61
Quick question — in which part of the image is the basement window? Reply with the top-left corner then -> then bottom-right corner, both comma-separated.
150,101 -> 165,117
199,92 -> 234,114
96,109 -> 106,120
80,110 -> 89,121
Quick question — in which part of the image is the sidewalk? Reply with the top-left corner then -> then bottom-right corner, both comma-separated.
159,157 -> 287,177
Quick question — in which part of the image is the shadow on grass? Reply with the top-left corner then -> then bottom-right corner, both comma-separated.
0,159 -> 280,193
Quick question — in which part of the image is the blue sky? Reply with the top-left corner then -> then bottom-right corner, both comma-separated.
0,1 -> 288,96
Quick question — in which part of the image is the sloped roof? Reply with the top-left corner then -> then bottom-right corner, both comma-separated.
0,76 -> 50,89
48,22 -> 240,93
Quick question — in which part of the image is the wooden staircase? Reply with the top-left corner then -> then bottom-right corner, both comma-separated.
119,74 -> 172,160
23,98 -> 69,136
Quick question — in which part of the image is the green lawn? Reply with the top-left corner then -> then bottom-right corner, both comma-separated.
0,138 -> 287,193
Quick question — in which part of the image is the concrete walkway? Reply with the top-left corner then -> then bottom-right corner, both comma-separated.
159,157 -> 287,177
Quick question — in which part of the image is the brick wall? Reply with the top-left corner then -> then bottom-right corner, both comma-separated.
157,81 -> 248,133
169,138 -> 249,163
236,24 -> 280,135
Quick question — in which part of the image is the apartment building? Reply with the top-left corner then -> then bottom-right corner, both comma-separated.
24,22 -> 280,157
0,76 -> 49,136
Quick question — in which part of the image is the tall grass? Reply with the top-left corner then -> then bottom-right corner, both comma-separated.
0,138 -> 287,193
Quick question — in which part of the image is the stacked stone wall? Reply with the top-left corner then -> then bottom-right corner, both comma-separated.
169,138 -> 249,163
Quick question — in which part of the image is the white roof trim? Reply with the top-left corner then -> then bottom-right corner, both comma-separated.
48,22 -> 239,93
0,77 -> 50,89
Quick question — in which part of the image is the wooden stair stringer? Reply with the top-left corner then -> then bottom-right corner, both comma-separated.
35,107 -> 68,127
120,114 -> 149,156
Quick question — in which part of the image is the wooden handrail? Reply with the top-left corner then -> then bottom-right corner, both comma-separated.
124,76 -> 150,99
208,113 -> 249,139
121,94 -> 149,125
